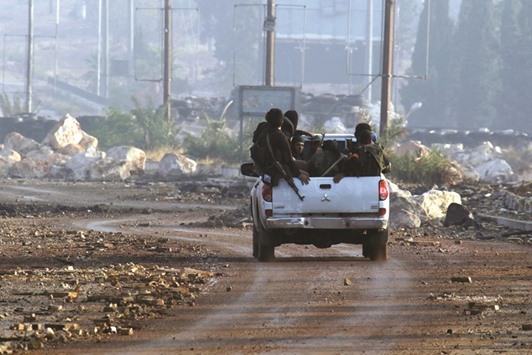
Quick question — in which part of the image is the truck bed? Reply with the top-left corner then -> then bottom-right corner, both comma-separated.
272,176 -> 383,215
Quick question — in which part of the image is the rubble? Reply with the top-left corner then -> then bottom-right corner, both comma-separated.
392,138 -> 531,184
0,114 -> 202,182
0,227 -> 214,353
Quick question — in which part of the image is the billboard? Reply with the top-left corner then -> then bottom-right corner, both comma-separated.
237,85 -> 300,117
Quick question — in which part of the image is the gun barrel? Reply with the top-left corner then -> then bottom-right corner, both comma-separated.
273,161 -> 304,201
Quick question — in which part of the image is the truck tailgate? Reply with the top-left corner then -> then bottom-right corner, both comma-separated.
272,176 -> 382,214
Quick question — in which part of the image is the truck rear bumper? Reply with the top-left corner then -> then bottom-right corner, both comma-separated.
265,216 -> 388,230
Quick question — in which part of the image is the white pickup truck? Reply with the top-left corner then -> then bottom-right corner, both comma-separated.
241,133 -> 390,262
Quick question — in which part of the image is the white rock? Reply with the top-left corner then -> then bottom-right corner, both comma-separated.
106,146 -> 146,175
4,132 -> 41,156
394,140 -> 430,158
10,158 -> 52,178
158,153 -> 197,177
414,189 -> 462,220
79,131 -> 98,151
57,143 -> 86,156
47,164 -> 70,179
389,182 -> 425,228
474,159 -> 513,184
0,146 -> 21,163
26,146 -> 70,165
65,149 -> 107,180
0,147 -> 21,177
87,157 -> 131,181
42,113 -> 84,149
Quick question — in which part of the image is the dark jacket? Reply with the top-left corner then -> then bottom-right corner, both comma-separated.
258,128 -> 300,184
343,144 -> 390,177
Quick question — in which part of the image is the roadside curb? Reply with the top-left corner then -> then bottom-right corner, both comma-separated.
478,213 -> 532,232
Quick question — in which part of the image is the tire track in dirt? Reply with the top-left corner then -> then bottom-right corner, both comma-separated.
75,217 -> 414,354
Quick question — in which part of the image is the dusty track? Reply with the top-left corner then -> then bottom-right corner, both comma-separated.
0,179 -> 530,354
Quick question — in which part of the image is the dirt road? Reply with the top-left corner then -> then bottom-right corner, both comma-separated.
0,178 -> 530,354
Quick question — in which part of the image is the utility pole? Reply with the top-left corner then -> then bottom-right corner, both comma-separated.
163,0 -> 172,124
102,0 -> 109,98
128,0 -> 135,82
264,0 -> 275,86
25,0 -> 34,112
53,0 -> 60,92
379,0 -> 395,138
365,0 -> 373,103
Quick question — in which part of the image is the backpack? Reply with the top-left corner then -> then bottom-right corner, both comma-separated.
250,122 -> 270,169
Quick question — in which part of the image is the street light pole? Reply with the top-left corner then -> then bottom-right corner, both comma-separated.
379,0 -> 395,138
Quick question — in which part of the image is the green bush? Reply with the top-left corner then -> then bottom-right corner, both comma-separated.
0,91 -> 25,116
183,116 -> 245,163
83,97 -> 179,150
389,148 -> 462,186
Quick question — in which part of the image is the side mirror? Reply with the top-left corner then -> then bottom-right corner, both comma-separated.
240,162 -> 259,177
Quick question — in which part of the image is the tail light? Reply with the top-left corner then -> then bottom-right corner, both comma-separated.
262,184 -> 272,202
379,179 -> 389,201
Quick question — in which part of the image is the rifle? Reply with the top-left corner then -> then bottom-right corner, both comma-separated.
266,134 -> 305,201
272,160 -> 305,201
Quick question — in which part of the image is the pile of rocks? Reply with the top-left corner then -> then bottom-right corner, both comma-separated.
0,222 -> 215,353
392,139 -> 531,184
0,114 -> 198,181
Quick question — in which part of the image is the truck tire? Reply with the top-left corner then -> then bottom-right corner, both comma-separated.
256,222 -> 275,262
363,230 -> 388,261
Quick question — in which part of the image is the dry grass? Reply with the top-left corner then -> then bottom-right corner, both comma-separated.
145,147 -> 185,161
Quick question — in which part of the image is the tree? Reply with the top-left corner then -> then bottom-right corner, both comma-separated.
195,0 -> 263,90
400,0 -> 455,128
514,0 -> 532,132
497,0 -> 527,131
450,0 -> 500,129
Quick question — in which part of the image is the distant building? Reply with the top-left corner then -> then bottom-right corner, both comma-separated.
273,0 -> 383,94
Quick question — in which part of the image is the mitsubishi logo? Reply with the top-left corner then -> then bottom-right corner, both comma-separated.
321,193 -> 331,202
